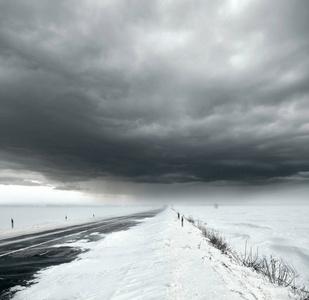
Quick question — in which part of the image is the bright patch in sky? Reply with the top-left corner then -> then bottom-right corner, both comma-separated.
0,185 -> 89,205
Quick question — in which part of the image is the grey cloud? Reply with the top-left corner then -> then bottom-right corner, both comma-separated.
54,183 -> 85,191
0,177 -> 42,186
0,168 -> 47,186
0,0 -> 308,190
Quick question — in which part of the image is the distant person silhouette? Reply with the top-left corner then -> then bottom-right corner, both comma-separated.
11,218 -> 14,228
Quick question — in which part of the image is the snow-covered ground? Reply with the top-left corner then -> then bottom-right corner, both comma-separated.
0,205 -> 154,239
11,208 -> 293,300
175,205 -> 309,287
0,205 -> 155,230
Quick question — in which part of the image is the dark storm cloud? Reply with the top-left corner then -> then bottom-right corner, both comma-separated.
0,0 -> 309,188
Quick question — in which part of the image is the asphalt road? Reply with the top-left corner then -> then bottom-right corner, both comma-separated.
0,208 -> 164,299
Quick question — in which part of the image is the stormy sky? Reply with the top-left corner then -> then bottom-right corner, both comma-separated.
0,0 -> 309,204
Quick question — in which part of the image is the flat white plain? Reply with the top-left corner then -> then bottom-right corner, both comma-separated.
3,206 -> 305,299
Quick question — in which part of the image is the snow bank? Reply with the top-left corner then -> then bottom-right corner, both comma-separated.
175,205 -> 309,286
12,208 -> 291,300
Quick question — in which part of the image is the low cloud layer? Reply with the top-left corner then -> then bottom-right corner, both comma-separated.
1,0 -> 309,191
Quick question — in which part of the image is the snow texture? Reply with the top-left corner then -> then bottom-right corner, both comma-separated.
175,205 -> 309,286
12,208 -> 291,300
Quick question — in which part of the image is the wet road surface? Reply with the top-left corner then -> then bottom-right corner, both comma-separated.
0,208 -> 163,299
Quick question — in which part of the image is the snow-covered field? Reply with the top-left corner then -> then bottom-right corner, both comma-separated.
0,205 -> 154,239
2,205 -> 308,299
175,205 -> 309,287
0,205 -> 157,230
11,208 -> 292,300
